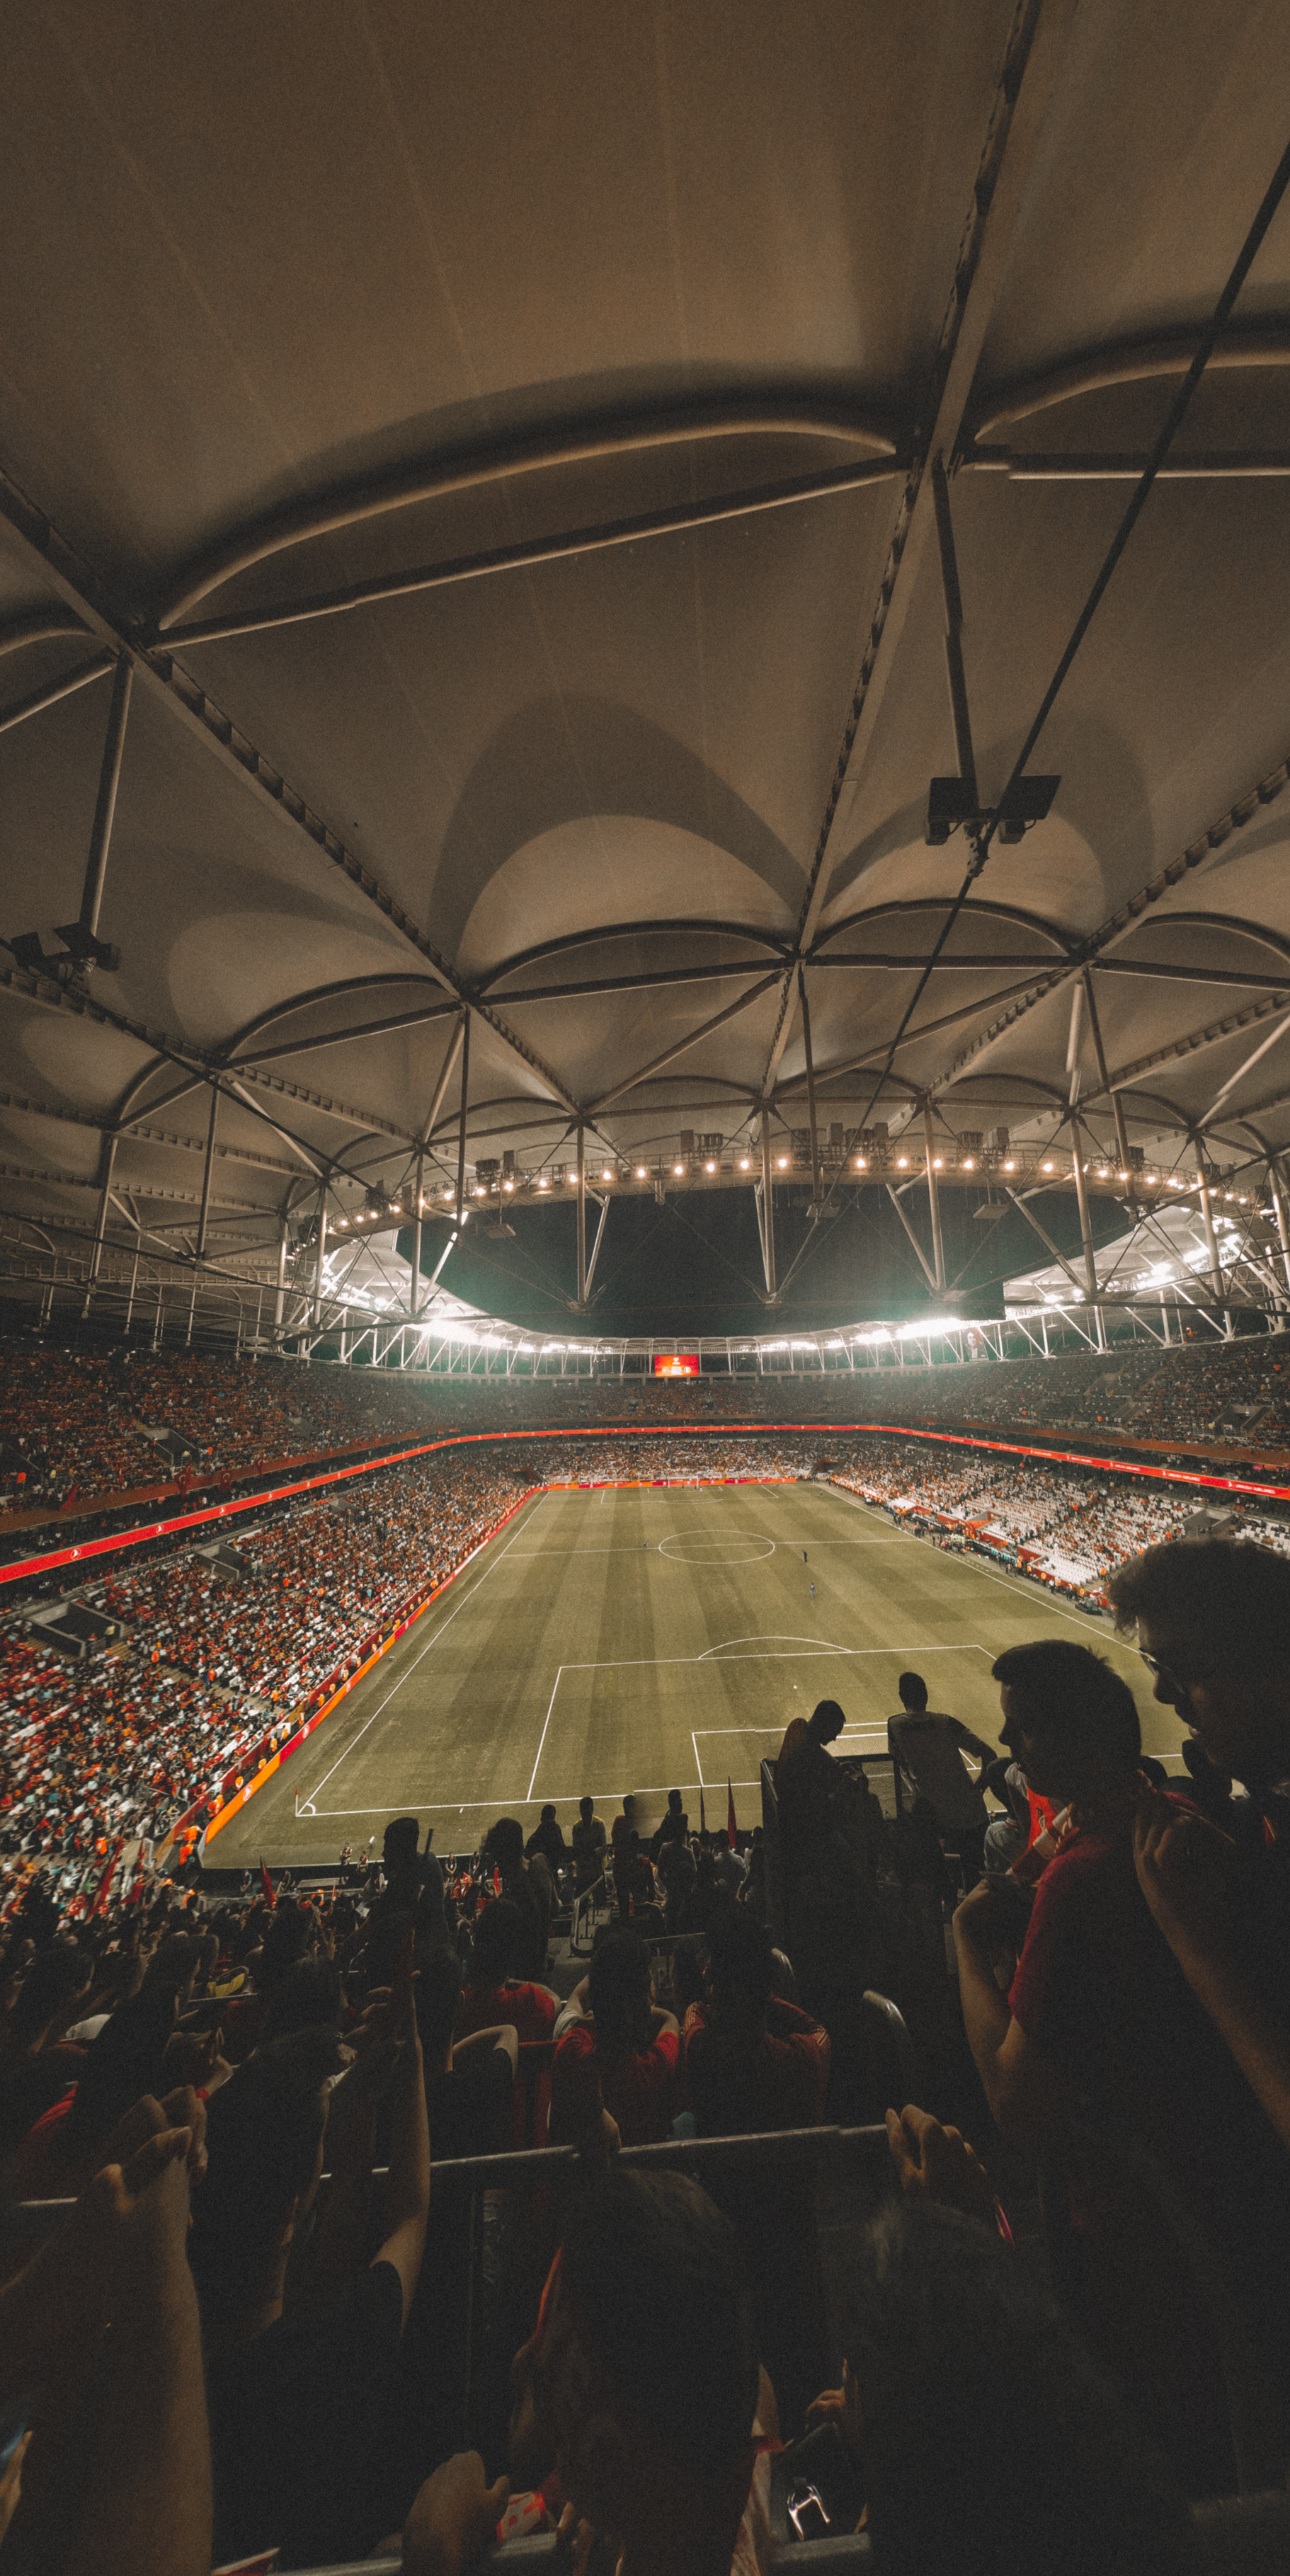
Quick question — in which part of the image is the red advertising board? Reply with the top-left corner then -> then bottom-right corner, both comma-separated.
653,1353 -> 700,1376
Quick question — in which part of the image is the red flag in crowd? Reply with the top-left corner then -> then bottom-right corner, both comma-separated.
726,1780 -> 737,1849
260,1857 -> 275,1907
89,1837 -> 127,1917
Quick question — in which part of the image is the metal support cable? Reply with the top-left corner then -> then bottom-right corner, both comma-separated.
923,1100 -> 947,1292
454,1012 -> 471,1230
858,127 -> 1290,1138
798,965 -> 821,1199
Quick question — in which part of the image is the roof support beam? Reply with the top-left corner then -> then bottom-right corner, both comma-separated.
587,972 -> 780,1116
79,656 -> 132,940
886,1181 -> 938,1293
758,0 -> 1078,1097
0,655 -> 112,738
0,456 -> 580,1121
1004,1187 -> 1089,1302
932,740 -> 1290,1097
163,455 -> 899,648
154,393 -> 897,631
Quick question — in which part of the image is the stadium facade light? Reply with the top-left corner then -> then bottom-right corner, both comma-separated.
1042,1161 -> 1053,1172
897,1155 -> 908,1168
539,1177 -> 549,1190
855,1155 -> 867,1168
777,1156 -> 788,1168
932,1157 -> 943,1168
674,1162 -> 684,1175
739,1157 -> 750,1169
1003,1159 -> 1015,1171
963,1158 -> 974,1170
705,1160 -> 715,1172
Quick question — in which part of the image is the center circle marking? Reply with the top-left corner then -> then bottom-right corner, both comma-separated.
658,1532 -> 775,1564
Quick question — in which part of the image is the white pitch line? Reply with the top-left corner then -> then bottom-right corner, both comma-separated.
297,1495 -> 544,1811
526,1666 -> 564,1802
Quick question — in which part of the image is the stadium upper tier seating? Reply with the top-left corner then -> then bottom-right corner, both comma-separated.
3,1334 -> 1290,1529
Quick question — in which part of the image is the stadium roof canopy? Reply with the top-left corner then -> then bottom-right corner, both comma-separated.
2,1 -> 1290,1344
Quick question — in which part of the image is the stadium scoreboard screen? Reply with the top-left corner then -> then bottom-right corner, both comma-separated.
653,1353 -> 700,1377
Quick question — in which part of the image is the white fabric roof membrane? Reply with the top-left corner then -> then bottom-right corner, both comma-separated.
1,1 -> 1289,1333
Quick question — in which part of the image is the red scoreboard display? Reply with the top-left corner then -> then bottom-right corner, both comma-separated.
653,1353 -> 700,1377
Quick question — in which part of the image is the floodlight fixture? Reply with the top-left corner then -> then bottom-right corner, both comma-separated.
674,1162 -> 684,1175
963,1157 -> 975,1169
777,1156 -> 788,1168
636,1165 -> 647,1178
1003,1159 -> 1015,1171
896,1155 -> 908,1169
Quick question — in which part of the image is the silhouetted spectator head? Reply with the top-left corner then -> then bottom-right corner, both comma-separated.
808,1698 -> 846,1746
1110,1536 -> 1290,1785
189,2027 -> 340,2320
484,1816 -> 525,1879
8,1940 -> 92,2045
256,1904 -> 312,1993
469,1899 -> 524,1987
260,1954 -> 343,2043
511,2170 -> 758,2560
666,1788 -> 683,1816
540,1803 -> 559,1827
587,1928 -> 653,2056
841,2199 -> 1195,2576
703,1908 -> 775,2042
898,1670 -> 929,1712
383,1815 -> 420,1871
415,1944 -> 464,2063
142,1933 -> 203,2002
578,1795 -> 594,1823
992,1640 -> 1139,1804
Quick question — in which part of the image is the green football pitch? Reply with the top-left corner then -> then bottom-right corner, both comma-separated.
214,1482 -> 1191,1870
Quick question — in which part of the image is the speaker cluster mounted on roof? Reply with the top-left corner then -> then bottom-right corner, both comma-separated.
925,774 -> 1060,847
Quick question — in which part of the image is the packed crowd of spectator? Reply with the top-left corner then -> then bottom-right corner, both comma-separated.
0,1531 -> 1287,2572
830,1436 -> 1209,1589
0,1344 -> 451,1518
0,1450 -> 532,1874
6,1331 -> 1290,1533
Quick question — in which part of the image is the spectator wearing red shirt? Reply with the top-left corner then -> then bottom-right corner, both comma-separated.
683,1906 -> 831,2432
459,1899 -> 559,2148
954,1635 -> 1290,2484
550,1929 -> 680,2147
683,1908 -> 829,2137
